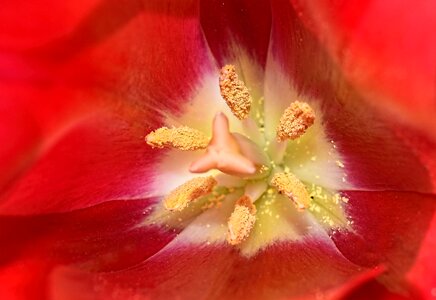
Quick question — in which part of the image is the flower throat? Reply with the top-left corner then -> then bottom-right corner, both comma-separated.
145,65 -> 348,247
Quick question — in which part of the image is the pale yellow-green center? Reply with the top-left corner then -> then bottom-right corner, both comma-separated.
144,65 -> 351,256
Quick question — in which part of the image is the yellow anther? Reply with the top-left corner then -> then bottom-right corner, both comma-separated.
270,172 -> 311,211
219,65 -> 252,120
164,176 -> 217,211
276,101 -> 315,142
146,126 -> 209,151
227,195 -> 257,245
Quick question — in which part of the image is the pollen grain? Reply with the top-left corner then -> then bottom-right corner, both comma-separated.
219,65 -> 252,120
227,195 -> 257,245
276,101 -> 315,142
164,176 -> 217,211
146,126 -> 209,151
270,172 -> 311,211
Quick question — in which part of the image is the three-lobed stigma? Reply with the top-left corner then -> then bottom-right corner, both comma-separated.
189,112 -> 257,176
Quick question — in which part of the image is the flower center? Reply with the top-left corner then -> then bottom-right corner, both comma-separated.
145,65 -> 350,250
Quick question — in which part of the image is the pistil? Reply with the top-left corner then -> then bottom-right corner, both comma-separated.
189,112 -> 257,176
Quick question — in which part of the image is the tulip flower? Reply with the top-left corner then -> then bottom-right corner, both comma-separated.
0,0 -> 435,299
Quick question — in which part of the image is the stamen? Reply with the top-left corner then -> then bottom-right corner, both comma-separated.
227,196 -> 257,245
146,126 -> 209,151
270,172 -> 311,211
219,65 -> 252,120
164,176 -> 217,211
276,101 -> 315,142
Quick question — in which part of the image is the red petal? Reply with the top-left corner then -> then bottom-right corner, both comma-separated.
390,124 -> 436,194
266,0 -> 433,192
324,267 -> 388,300
291,0 -> 436,142
0,198 -> 176,299
0,84 -> 101,197
0,197 -> 381,299
331,191 -> 436,296
49,241 -> 372,300
32,0 -> 213,109
0,0 -> 218,213
325,103 -> 433,193
200,0 -> 271,67
0,100 -> 41,194
1,0 -> 215,125
406,211 -> 436,299
0,111 -> 159,214
343,279 -> 419,300
0,0 -> 99,50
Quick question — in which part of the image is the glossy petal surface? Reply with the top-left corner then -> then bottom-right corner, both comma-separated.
0,198 -> 175,300
0,0 -> 435,299
265,0 -> 433,193
291,0 -> 436,142
0,0 -> 215,214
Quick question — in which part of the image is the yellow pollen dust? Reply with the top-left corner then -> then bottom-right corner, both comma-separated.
164,176 -> 217,211
276,101 -> 315,142
270,172 -> 311,211
227,196 -> 257,245
219,65 -> 252,120
145,126 -> 209,151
